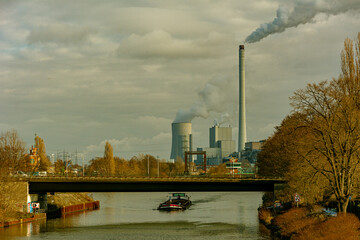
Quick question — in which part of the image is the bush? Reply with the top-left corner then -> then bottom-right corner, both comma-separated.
293,213 -> 360,240
272,207 -> 319,237
273,207 -> 308,228
258,208 -> 273,225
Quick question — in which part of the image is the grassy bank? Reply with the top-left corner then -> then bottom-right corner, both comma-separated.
49,192 -> 95,207
259,206 -> 360,239
0,192 -> 96,226
47,193 -> 97,218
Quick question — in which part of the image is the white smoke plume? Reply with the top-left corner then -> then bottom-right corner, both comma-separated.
173,76 -> 236,123
215,112 -> 233,126
245,0 -> 360,43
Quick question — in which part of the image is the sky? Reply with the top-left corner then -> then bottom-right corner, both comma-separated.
1,0 -> 360,162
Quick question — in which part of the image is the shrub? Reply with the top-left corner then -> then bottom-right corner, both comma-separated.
272,207 -> 317,237
273,207 -> 308,228
258,208 -> 273,225
293,213 -> 360,240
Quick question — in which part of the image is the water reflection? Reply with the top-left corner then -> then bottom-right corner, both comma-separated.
0,219 -> 46,239
0,192 -> 271,240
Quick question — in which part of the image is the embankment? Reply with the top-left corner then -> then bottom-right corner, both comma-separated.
47,193 -> 100,218
0,213 -> 46,228
259,206 -> 360,240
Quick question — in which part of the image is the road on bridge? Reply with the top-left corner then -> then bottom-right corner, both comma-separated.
14,176 -> 285,193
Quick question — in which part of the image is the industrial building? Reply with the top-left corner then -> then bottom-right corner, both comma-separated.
170,122 -> 193,161
170,45 -> 250,167
196,123 -> 235,165
241,141 -> 265,163
238,45 -> 247,151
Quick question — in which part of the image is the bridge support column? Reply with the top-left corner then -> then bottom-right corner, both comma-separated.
273,183 -> 286,201
38,193 -> 48,212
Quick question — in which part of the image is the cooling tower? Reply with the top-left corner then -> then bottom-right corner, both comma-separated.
238,45 -> 247,151
170,122 -> 192,161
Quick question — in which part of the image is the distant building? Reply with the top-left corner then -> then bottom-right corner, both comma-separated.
28,146 -> 40,166
241,140 -> 265,163
196,123 -> 236,166
225,157 -> 242,175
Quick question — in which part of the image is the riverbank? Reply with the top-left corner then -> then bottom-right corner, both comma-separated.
48,193 -> 99,218
0,193 -> 99,227
0,213 -> 46,228
259,206 -> 360,239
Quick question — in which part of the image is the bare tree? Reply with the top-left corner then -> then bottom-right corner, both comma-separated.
35,135 -> 51,171
257,113 -> 329,204
290,33 -> 360,212
104,141 -> 115,175
0,129 -> 27,175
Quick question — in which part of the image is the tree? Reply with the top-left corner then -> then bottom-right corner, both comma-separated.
104,141 -> 115,175
257,113 -> 330,204
34,135 -> 51,171
0,129 -> 27,175
173,157 -> 185,175
289,33 -> 360,212
257,114 -> 303,178
54,159 -> 66,175
207,163 -> 227,177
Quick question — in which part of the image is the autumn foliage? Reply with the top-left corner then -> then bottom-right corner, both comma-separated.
0,130 -> 28,175
272,207 -> 320,237
293,213 -> 360,240
86,153 -> 185,177
271,207 -> 360,239
257,33 -> 360,212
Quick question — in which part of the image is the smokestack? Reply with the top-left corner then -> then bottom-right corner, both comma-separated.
238,45 -> 247,151
170,122 -> 192,161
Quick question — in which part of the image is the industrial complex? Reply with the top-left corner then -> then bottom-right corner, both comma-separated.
170,45 -> 263,174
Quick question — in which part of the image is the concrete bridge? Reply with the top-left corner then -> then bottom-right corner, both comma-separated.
23,176 -> 285,193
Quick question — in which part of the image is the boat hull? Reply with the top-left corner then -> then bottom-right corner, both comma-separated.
158,200 -> 191,211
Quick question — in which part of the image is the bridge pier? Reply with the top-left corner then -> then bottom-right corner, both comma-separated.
27,182 -> 48,213
273,183 -> 286,200
38,193 -> 48,212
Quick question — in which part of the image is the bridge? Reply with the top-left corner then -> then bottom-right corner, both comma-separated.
22,176 -> 286,193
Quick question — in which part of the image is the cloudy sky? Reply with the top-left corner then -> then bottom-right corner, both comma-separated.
1,0 -> 359,162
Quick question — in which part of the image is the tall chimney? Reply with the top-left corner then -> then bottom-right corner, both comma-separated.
238,45 -> 247,151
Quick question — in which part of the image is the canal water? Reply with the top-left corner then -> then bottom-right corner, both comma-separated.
0,192 -> 272,239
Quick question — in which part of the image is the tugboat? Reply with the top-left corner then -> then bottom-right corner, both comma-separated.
158,193 -> 191,211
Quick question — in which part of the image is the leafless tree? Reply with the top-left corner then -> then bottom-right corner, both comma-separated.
104,141 -> 115,175
290,33 -> 360,212
0,129 -> 27,175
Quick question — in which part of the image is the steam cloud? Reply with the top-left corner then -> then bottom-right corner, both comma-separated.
245,0 -> 360,43
173,76 -> 236,123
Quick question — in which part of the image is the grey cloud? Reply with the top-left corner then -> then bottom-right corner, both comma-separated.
27,23 -> 94,45
1,0 -> 359,160
117,30 -> 230,59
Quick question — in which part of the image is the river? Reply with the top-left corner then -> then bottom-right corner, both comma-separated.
0,192 -> 272,239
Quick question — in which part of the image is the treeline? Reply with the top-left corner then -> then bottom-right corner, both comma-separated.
84,141 -> 185,177
84,141 -> 227,177
0,130 -> 51,175
86,154 -> 185,177
257,33 -> 360,213
0,128 -> 229,178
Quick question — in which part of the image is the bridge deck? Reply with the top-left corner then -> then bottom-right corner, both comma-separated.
18,177 -> 285,193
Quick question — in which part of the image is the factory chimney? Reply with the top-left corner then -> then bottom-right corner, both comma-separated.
238,45 -> 247,151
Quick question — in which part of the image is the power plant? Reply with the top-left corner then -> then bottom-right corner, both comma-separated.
170,45 -> 247,162
197,123 -> 235,165
170,122 -> 193,161
238,45 -> 247,151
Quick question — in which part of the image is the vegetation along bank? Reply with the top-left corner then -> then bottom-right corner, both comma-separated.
256,33 -> 360,239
